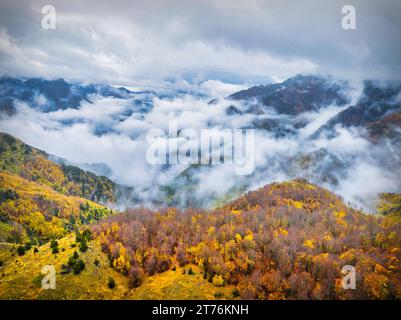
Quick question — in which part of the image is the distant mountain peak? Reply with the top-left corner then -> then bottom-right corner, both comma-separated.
0,76 -> 133,113
315,79 -> 401,136
228,74 -> 350,115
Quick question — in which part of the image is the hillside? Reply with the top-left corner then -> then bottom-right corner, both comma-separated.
91,180 -> 401,300
1,177 -> 400,299
317,80 -> 401,136
0,133 -> 237,299
0,171 -> 111,243
366,110 -> 401,144
0,132 -> 119,203
0,96 -> 400,300
377,193 -> 401,220
223,179 -> 346,212
0,235 -> 127,299
0,234 -> 236,300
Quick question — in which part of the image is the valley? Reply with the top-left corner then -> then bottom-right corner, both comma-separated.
0,74 -> 401,300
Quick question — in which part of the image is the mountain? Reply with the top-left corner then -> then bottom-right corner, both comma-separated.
0,77 -> 133,113
2,75 -> 401,211
1,179 -> 400,299
287,149 -> 346,186
225,74 -> 351,136
366,110 -> 401,144
48,155 -> 114,181
0,232 -> 236,299
1,75 -> 400,300
317,80 -> 401,137
377,192 -> 401,220
0,171 -> 111,242
227,75 -> 401,141
0,132 -> 125,204
0,132 -> 127,243
154,75 -> 401,209
228,75 -> 350,115
0,129 -> 400,299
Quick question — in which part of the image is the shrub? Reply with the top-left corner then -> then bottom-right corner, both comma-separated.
176,245 -> 188,267
72,251 -> 79,259
82,229 -> 92,241
172,265 -> 176,271
75,230 -> 82,243
32,274 -> 44,288
17,245 -> 26,256
128,266 -> 143,288
50,239 -> 58,249
212,275 -> 224,287
33,247 -> 39,253
157,254 -> 171,273
113,251 -> 131,275
0,260 -> 3,267
68,251 -> 83,271
108,277 -> 116,289
73,259 -> 85,275
94,259 -> 100,266
188,267 -> 194,275
232,289 -> 240,298
142,248 -> 161,275
76,228 -> 92,243
50,239 -> 59,254
79,240 -> 88,253
68,256 -> 76,267
214,291 -> 224,298
25,242 -> 32,251
80,202 -> 90,211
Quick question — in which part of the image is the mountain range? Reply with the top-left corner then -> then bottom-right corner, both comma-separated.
0,147 -> 400,299
229,75 -> 350,115
1,74 -> 400,210
0,77 -> 134,114
1,74 -> 400,141
0,74 -> 401,299
228,75 -> 401,139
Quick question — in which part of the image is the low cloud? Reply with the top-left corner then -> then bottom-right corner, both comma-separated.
1,79 -> 400,212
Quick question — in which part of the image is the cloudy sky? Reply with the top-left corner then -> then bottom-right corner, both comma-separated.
1,0 -> 401,211
0,0 -> 401,85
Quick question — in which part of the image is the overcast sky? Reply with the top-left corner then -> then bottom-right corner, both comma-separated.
0,0 -> 401,85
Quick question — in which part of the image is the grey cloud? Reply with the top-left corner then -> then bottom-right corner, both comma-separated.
1,0 -> 400,84
0,1 -> 400,211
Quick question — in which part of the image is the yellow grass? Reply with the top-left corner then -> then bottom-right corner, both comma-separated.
0,235 -> 128,299
131,264 -> 236,300
0,236 -> 237,300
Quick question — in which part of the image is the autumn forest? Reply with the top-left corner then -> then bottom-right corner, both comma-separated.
0,132 -> 400,300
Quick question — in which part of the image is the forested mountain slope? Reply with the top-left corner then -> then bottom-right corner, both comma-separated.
0,132 -> 119,204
